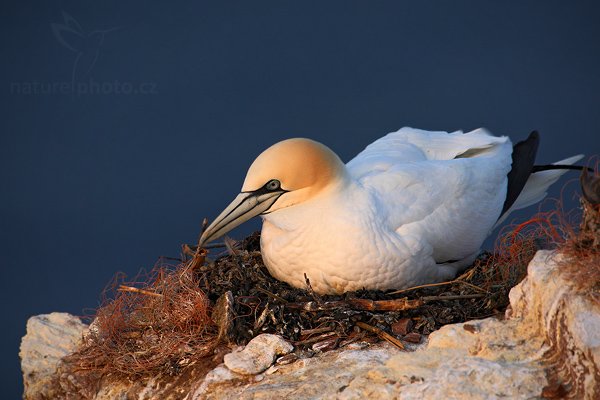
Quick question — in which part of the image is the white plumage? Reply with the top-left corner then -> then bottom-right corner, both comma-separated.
200,127 -> 582,294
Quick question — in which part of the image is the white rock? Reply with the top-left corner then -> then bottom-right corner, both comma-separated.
20,249 -> 600,399
20,313 -> 87,400
223,333 -> 294,375
508,250 -> 600,398
199,344 -> 397,399
189,365 -> 242,399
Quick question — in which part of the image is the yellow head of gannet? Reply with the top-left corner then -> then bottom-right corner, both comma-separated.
199,138 -> 346,246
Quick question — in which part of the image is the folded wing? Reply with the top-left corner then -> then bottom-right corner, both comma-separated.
347,127 -> 512,262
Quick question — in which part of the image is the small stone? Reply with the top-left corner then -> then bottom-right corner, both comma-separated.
391,318 -> 413,336
223,334 -> 293,375
403,332 -> 422,343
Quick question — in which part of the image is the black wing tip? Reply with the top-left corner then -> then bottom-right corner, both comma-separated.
529,130 -> 540,140
520,130 -> 540,152
500,130 -> 541,216
528,131 -> 540,149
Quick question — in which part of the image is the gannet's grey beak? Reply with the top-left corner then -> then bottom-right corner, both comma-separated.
199,190 -> 285,247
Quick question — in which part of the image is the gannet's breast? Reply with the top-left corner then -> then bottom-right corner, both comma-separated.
260,181 -> 443,293
259,127 -> 513,294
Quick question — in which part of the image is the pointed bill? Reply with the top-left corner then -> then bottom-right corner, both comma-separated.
199,191 -> 283,247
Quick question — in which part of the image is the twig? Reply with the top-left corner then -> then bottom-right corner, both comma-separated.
117,285 -> 163,298
186,243 -> 227,252
204,243 -> 226,249
187,221 -> 209,270
188,248 -> 207,271
388,279 -> 487,295
457,281 -> 488,294
285,293 -> 483,312
388,280 -> 456,295
300,325 -> 334,336
158,256 -> 183,262
421,294 -> 485,302
256,287 -> 288,304
355,321 -> 404,350
181,218 -> 210,268
295,331 -> 338,346
224,236 -> 239,256
285,297 -> 423,312
182,244 -> 196,258
304,274 -> 324,306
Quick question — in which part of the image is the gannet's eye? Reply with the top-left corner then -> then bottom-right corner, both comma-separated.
265,179 -> 281,191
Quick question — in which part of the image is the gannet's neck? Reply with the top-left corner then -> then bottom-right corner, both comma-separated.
260,171 -> 358,234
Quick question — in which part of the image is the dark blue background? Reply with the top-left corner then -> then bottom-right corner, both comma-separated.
2,1 -> 599,397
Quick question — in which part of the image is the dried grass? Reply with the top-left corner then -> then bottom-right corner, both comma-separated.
58,257 -> 220,396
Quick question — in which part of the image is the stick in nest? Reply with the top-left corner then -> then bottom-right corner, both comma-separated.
388,278 -> 487,295
355,321 -> 404,350
117,285 -> 163,298
304,273 -> 324,306
285,298 -> 423,312
285,294 -> 484,312
256,287 -> 288,304
186,218 -> 209,270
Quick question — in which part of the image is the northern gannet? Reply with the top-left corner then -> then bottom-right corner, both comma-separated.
199,128 -> 582,294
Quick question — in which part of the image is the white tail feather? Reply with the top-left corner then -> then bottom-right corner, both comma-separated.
495,154 -> 584,227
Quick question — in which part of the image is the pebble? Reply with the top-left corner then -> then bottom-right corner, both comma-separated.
223,334 -> 294,375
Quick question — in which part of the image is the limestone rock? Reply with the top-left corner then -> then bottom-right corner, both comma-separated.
20,250 -> 600,399
223,333 -> 294,375
20,312 -> 86,400
339,250 -> 600,399
340,329 -> 547,399
508,250 -> 600,398
192,343 -> 397,399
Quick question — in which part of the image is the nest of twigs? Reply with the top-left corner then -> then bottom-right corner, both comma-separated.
58,169 -> 600,398
58,225 -> 544,391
